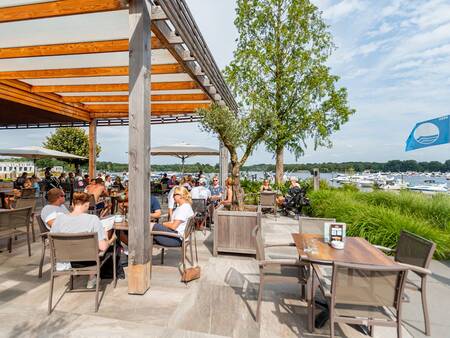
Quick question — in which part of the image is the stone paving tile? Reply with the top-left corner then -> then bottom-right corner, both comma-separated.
0,214 -> 449,337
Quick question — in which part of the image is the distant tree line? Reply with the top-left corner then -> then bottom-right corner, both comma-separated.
7,159 -> 449,174
243,160 -> 450,173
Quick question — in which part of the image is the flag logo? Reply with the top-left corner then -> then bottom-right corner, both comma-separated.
414,122 -> 440,145
405,115 -> 449,151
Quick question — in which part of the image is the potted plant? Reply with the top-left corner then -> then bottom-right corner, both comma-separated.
197,103 -> 271,255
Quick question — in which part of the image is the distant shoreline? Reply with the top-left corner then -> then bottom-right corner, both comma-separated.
1,159 -> 449,174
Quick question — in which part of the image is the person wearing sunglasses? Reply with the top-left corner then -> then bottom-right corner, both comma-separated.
209,176 -> 223,205
152,186 -> 194,247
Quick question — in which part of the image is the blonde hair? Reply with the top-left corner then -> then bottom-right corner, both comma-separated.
173,186 -> 192,205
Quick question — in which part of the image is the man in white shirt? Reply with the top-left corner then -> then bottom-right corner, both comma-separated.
191,178 -> 211,201
40,188 -> 69,229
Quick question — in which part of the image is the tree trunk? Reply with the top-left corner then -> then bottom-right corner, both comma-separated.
275,145 -> 284,184
230,163 -> 244,211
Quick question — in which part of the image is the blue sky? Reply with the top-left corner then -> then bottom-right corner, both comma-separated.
0,0 -> 449,165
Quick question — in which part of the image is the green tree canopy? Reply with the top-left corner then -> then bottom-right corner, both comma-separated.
225,0 -> 355,182
43,127 -> 101,167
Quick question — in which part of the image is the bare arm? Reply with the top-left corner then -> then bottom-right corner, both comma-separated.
162,219 -> 182,231
151,209 -> 162,220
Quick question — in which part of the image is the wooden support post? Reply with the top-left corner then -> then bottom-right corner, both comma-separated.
127,0 -> 151,295
313,168 -> 320,191
219,141 -> 228,188
88,119 -> 97,179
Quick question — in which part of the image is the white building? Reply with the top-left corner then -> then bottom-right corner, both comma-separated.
0,161 -> 35,179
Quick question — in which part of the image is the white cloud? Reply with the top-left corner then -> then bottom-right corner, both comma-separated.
323,0 -> 365,21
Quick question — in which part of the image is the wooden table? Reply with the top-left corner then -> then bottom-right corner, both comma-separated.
292,233 -> 395,332
291,233 -> 395,266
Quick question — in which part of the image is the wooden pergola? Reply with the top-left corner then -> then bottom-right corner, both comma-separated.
0,0 -> 235,294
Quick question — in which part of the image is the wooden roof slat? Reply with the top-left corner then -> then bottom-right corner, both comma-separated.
88,102 -> 210,113
0,0 -> 128,24
0,64 -> 184,79
62,93 -> 210,103
31,81 -> 200,93
0,82 -> 90,121
0,38 -> 163,59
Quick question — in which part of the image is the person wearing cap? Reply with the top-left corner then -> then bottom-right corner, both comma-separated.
191,178 -> 211,201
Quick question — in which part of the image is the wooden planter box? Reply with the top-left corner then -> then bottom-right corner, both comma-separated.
213,204 -> 259,256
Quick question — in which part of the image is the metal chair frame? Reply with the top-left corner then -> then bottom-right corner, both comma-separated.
150,216 -> 198,281
312,262 -> 408,338
376,230 -> 436,336
259,191 -> 278,220
0,207 -> 33,256
253,211 -> 306,322
47,232 -> 116,314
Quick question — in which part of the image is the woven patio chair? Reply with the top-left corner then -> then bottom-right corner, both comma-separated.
298,216 -> 336,235
14,198 -> 37,242
296,217 -> 336,299
47,232 -> 116,314
150,216 -> 198,280
0,207 -> 32,256
192,198 -> 208,230
20,188 -> 36,199
36,215 -> 49,278
259,191 -> 277,219
312,262 -> 408,338
375,230 -> 436,336
253,212 -> 306,322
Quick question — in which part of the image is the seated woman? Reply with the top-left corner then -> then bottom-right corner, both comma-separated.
260,179 -> 272,192
152,186 -> 194,247
220,177 -> 233,206
50,192 -> 116,288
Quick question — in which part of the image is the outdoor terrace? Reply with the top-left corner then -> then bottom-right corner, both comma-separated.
0,211 -> 448,338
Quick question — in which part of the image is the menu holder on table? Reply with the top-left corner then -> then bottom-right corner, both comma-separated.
324,222 -> 346,244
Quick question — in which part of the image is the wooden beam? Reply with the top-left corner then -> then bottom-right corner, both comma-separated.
90,111 -> 199,118
0,0 -> 128,23
0,64 -> 184,79
0,38 -> 163,59
127,0 -> 151,295
151,21 -> 214,102
31,81 -> 199,93
62,93 -> 210,102
88,102 -> 210,113
0,81 -> 90,121
88,120 -> 97,179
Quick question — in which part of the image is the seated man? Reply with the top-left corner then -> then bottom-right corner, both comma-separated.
51,192 -> 115,288
40,188 -> 69,229
209,176 -> 223,205
191,178 -> 211,201
86,178 -> 111,217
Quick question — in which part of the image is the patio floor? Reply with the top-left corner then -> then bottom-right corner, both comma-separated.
0,212 -> 449,337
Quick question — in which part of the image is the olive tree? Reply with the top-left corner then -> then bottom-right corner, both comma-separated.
197,104 -> 270,210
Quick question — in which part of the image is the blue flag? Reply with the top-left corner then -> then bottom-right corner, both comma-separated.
405,115 -> 450,151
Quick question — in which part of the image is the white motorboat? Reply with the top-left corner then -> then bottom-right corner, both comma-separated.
408,183 -> 448,193
381,180 -> 409,191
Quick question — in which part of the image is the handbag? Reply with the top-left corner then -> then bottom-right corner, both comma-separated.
181,266 -> 201,283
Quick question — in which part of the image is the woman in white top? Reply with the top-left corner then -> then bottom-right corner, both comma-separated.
153,186 -> 194,247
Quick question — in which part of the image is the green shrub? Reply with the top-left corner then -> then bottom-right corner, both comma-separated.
308,189 -> 450,260
355,190 -> 450,230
